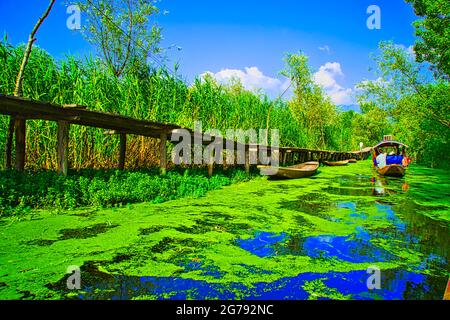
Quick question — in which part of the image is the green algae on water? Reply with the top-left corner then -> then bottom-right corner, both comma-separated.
0,161 -> 448,299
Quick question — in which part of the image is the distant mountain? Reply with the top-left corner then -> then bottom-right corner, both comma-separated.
338,104 -> 361,112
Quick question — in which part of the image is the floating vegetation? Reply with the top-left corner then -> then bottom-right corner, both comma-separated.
1,161 -> 449,300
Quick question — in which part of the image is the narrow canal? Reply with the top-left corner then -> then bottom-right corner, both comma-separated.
0,161 -> 448,300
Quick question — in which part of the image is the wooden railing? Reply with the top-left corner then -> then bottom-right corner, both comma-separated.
0,94 -> 372,175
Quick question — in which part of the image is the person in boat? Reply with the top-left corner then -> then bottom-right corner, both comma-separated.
401,146 -> 411,167
386,152 -> 403,166
375,149 -> 387,168
372,148 -> 381,167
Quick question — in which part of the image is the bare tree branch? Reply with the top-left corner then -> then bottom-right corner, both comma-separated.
14,0 -> 56,97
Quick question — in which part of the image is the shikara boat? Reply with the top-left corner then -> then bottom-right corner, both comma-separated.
323,160 -> 349,166
258,161 -> 319,179
377,164 -> 406,178
374,137 -> 409,178
348,159 -> 358,163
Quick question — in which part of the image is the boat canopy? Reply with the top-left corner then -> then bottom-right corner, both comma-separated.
374,140 -> 408,149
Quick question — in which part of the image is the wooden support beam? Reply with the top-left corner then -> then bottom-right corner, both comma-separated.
57,120 -> 69,176
4,117 -> 15,169
63,104 -> 87,110
208,162 -> 214,177
118,133 -> 127,170
245,148 -> 250,174
14,118 -> 26,171
208,149 -> 214,177
0,94 -> 181,139
160,133 -> 167,174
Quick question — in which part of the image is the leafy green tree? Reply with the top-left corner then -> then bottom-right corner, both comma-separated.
75,0 -> 162,77
350,103 -> 391,148
337,110 -> 356,151
405,0 -> 450,79
357,41 -> 450,167
357,41 -> 426,109
282,52 -> 338,149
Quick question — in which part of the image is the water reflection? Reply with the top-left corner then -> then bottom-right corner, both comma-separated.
234,195 -> 449,298
61,263 -> 446,300
47,169 -> 449,300
238,229 -> 396,263
370,176 -> 408,196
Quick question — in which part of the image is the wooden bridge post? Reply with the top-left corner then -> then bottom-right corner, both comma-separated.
4,117 -> 15,170
57,120 -> 69,176
15,118 -> 26,172
245,146 -> 250,174
160,132 -> 167,175
208,148 -> 214,177
118,133 -> 127,170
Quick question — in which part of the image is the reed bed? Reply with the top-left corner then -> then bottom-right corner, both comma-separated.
0,43 -> 347,170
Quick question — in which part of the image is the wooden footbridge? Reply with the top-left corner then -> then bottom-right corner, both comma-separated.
0,94 -> 372,175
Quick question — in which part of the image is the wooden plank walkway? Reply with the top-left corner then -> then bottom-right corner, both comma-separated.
0,94 -> 372,175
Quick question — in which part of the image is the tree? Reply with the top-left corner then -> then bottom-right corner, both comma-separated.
282,52 -> 338,149
75,0 -> 162,77
356,41 -> 450,167
406,0 -> 450,79
4,0 -> 56,170
350,103 -> 391,148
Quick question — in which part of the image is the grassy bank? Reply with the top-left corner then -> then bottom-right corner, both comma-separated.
0,167 -> 255,217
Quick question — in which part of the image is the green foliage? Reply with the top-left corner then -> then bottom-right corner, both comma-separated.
406,0 -> 450,79
350,103 -> 392,148
0,167 -> 254,216
74,0 -> 162,77
357,41 -> 450,168
0,42 -> 363,171
393,82 -> 450,167
282,52 -> 339,149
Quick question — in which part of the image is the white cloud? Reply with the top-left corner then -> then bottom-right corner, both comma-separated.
318,45 -> 331,54
313,62 -> 354,105
203,63 -> 356,105
406,45 -> 416,58
201,67 -> 290,98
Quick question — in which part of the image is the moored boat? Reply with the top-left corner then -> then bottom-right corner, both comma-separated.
377,164 -> 406,178
323,160 -> 349,166
373,136 -> 409,178
258,161 -> 319,179
348,159 -> 357,163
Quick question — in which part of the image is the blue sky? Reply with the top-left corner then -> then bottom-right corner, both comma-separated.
0,0 -> 419,105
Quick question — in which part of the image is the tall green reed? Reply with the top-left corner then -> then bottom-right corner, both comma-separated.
0,43 -> 348,170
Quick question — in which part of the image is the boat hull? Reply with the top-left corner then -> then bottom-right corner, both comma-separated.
323,160 -> 349,166
377,164 -> 406,177
258,162 -> 319,179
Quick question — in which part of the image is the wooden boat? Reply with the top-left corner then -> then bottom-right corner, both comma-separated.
374,137 -> 409,178
377,164 -> 406,178
323,160 -> 349,166
348,159 -> 358,163
258,161 -> 319,179
444,277 -> 450,300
